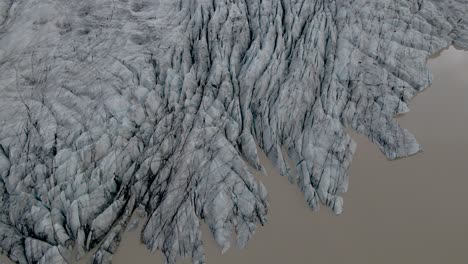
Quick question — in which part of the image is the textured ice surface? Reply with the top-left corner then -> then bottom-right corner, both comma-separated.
0,0 -> 467,263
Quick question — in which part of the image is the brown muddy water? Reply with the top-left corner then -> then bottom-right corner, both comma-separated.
1,47 -> 467,264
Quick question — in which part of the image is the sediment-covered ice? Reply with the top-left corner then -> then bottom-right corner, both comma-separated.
0,0 -> 466,263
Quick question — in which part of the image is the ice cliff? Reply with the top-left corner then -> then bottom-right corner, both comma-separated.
0,0 -> 466,263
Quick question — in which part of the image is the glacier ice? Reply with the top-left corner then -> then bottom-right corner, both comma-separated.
0,0 -> 467,263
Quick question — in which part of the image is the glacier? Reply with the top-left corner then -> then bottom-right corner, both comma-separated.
0,0 -> 467,263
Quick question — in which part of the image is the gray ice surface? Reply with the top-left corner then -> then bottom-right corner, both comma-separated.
0,0 -> 467,263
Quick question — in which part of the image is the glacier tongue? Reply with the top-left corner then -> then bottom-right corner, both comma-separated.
0,0 -> 466,263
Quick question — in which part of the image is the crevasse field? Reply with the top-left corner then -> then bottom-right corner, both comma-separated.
0,0 -> 466,263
